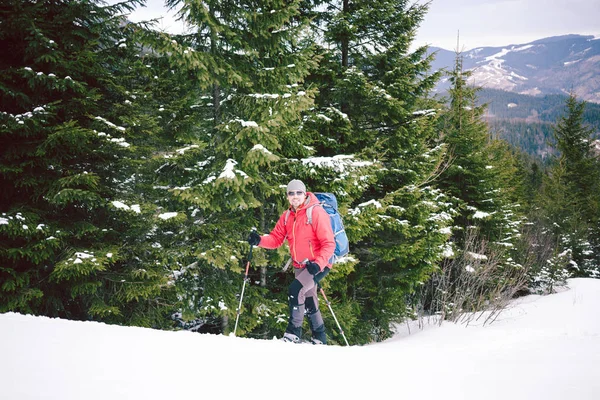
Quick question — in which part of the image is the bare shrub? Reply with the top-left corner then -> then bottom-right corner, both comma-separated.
414,228 -> 530,327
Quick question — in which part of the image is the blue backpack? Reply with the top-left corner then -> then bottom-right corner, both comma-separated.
284,192 -> 349,265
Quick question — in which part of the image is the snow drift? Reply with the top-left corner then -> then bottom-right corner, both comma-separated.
1,278 -> 599,400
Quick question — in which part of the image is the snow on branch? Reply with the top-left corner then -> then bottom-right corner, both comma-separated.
251,144 -> 273,155
466,252 -> 488,261
349,199 -> 382,216
325,107 -> 349,121
95,116 -> 126,132
158,212 -> 178,220
472,210 -> 493,219
111,201 -> 140,214
176,145 -> 200,154
412,109 -> 437,117
248,93 -> 280,99
217,159 -> 249,181
232,119 -> 259,128
301,155 -> 373,173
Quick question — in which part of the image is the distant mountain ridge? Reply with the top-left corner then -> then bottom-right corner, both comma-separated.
428,34 -> 600,104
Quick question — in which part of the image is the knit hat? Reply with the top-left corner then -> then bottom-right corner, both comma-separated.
286,179 -> 306,193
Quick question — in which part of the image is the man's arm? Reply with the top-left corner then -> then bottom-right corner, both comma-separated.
258,212 -> 288,249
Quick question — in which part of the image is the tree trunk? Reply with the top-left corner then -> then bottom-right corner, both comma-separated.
209,2 -> 221,134
260,205 -> 267,288
221,314 -> 229,334
340,0 -> 350,137
341,0 -> 349,69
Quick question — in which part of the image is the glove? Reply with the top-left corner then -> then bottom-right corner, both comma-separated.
305,261 -> 321,275
247,231 -> 261,246
314,267 -> 330,285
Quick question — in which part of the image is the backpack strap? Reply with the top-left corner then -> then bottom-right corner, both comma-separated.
285,205 -> 320,226
283,209 -> 291,241
305,204 -> 319,225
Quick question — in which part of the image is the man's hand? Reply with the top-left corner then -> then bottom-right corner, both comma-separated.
247,231 -> 261,246
305,261 -> 321,275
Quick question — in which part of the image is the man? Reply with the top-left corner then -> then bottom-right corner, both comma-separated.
247,179 -> 335,344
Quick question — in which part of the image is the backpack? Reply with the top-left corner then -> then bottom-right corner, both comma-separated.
284,192 -> 349,265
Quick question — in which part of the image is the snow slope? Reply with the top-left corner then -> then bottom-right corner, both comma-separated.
1,278 -> 599,400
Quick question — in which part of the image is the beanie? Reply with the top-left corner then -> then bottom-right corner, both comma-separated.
286,179 -> 306,193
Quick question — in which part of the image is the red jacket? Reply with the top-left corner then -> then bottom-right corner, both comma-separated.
259,192 -> 335,270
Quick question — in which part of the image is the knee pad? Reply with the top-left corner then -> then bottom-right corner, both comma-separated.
305,296 -> 318,315
288,279 -> 303,306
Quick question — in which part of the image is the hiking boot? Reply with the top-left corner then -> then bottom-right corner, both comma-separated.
281,332 -> 301,343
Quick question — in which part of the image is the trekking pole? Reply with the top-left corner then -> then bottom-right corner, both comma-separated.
319,287 -> 350,346
233,245 -> 253,336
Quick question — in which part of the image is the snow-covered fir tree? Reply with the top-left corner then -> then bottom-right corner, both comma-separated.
0,0 -> 193,326
533,94 -> 600,282
426,52 -> 528,318
298,0 -> 454,342
151,0 -> 371,338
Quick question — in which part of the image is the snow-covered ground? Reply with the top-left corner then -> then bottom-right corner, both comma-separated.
1,278 -> 599,400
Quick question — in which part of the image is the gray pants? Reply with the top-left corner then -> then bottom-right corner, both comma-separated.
291,267 -> 319,306
286,268 -> 326,342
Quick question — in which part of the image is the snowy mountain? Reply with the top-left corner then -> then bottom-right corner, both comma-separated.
1,278 -> 599,400
429,34 -> 600,103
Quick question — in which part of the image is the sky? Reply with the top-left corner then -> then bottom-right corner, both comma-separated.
1,277 -> 599,400
111,0 -> 600,50
415,0 -> 600,50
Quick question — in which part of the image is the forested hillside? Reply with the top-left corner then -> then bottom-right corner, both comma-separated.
479,89 -> 600,158
479,89 -> 600,124
486,119 -> 556,158
1,0 -> 599,345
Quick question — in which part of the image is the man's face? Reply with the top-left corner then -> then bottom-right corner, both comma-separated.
287,190 -> 306,209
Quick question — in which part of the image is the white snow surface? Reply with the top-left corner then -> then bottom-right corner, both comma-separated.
1,278 -> 599,400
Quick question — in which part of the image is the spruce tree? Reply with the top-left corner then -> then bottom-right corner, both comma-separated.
154,0 -> 338,337
428,51 -> 528,317
553,95 -> 600,224
0,0 -> 191,326
536,94 -> 600,279
437,52 -> 526,245
438,53 -> 494,236
298,0 -> 453,342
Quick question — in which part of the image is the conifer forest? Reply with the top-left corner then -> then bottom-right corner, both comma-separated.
1,0 -> 599,345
